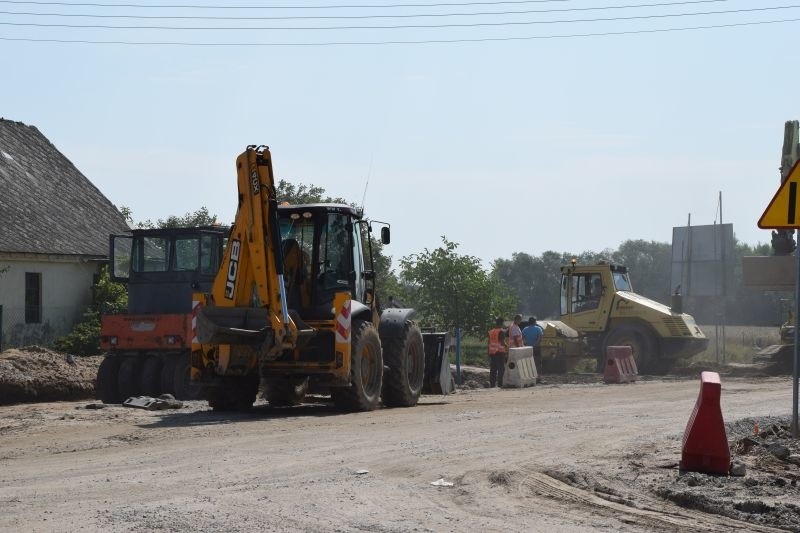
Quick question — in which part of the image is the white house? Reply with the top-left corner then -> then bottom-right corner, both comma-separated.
0,118 -> 130,348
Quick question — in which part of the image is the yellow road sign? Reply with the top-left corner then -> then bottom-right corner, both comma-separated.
759,160 -> 800,229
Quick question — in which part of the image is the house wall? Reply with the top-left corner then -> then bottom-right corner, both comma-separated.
0,254 -> 101,348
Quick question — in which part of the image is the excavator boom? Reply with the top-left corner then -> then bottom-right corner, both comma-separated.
195,145 -> 298,358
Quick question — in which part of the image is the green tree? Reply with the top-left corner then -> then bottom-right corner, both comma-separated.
399,237 -> 515,337
119,205 -> 218,229
276,179 -> 348,205
611,240 -> 672,303
492,250 -> 575,319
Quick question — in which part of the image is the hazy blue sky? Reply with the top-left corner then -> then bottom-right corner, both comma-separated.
2,0 -> 798,268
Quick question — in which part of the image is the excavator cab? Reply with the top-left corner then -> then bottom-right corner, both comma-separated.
278,204 -> 377,320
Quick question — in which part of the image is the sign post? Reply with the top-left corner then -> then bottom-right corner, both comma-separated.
758,160 -> 800,438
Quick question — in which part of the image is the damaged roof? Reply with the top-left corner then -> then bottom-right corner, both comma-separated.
0,118 -> 130,257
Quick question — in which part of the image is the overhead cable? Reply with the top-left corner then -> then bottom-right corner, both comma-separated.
0,1 -> 732,21
0,4 -> 796,30
0,0 -> 574,10
0,16 -> 797,45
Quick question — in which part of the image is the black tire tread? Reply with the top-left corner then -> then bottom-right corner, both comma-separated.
208,376 -> 259,411
160,354 -> 178,396
117,357 -> 143,401
381,323 -> 425,407
603,325 -> 661,375
139,356 -> 163,397
264,377 -> 308,407
331,320 -> 383,412
173,352 -> 205,401
96,356 -> 122,404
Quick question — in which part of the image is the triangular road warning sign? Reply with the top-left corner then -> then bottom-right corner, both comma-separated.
759,160 -> 800,229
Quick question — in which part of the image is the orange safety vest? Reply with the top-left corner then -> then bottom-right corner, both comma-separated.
488,328 -> 505,355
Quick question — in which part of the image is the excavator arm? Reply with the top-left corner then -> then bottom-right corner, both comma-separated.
194,145 -> 298,360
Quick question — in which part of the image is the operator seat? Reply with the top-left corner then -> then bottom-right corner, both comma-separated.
282,238 -> 309,311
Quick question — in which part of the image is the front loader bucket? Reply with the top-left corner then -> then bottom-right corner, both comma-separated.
421,332 -> 454,395
196,306 -> 273,346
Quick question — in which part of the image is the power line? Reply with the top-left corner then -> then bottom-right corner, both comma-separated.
0,1 -> 732,20
0,15 -> 797,45
0,4 -> 796,30
0,0 -> 574,10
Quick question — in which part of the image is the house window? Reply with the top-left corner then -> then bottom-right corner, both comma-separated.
25,272 -> 42,324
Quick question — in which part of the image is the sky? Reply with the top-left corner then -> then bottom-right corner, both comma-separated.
2,0 -> 798,270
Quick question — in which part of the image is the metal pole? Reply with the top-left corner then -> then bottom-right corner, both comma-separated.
0,305 -> 3,352
455,325 -> 462,386
720,192 -> 727,364
793,239 -> 799,438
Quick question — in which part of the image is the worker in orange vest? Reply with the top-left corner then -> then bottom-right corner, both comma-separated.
488,316 -> 508,387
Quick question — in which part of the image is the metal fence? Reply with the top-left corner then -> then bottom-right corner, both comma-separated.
0,305 -> 79,351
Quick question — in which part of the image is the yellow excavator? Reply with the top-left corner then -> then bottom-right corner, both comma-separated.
191,145 -> 433,411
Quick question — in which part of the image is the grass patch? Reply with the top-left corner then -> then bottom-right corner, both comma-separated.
444,325 -> 781,369
689,325 -> 780,365
448,336 -> 488,367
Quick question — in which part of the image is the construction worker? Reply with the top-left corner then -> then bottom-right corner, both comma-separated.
508,314 -> 524,348
523,316 -> 544,372
487,316 -> 507,387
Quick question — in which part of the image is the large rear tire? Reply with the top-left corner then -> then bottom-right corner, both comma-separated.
139,356 -> 163,397
207,376 -> 259,411
117,357 -> 143,400
331,320 -> 383,412
602,325 -> 661,375
96,356 -> 122,404
381,323 -> 425,407
264,377 -> 309,407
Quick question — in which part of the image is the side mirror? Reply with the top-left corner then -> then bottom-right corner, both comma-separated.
381,226 -> 390,245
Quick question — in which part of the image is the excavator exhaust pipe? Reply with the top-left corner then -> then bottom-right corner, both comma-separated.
196,306 -> 274,346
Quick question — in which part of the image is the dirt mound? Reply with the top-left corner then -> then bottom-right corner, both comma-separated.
0,346 -> 102,405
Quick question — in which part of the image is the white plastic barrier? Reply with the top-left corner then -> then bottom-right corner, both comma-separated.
503,346 -> 538,388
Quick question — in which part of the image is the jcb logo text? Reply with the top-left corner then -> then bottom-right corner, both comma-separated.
225,239 -> 241,299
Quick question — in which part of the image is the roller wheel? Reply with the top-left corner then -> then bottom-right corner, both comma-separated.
96,356 -> 122,404
160,354 -> 178,396
381,323 -> 425,407
602,325 -> 660,375
207,375 -> 259,411
117,357 -> 143,401
264,377 -> 309,407
139,356 -> 163,397
331,320 -> 383,412
173,352 -> 205,401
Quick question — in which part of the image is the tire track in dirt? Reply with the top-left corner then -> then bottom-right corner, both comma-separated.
518,469 -> 783,532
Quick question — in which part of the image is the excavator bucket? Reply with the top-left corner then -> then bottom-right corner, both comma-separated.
195,306 -> 274,346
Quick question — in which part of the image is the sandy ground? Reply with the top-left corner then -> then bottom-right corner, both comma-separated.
0,374 -> 797,532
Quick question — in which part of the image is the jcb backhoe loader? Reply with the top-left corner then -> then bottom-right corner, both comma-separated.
191,145 -> 434,411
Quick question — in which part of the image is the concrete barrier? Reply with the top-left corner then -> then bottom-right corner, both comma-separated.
503,346 -> 538,388
603,345 -> 638,384
681,371 -> 730,475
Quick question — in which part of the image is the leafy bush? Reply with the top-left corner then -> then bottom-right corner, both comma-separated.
53,266 -> 127,355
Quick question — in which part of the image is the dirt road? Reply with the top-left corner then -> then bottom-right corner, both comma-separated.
0,376 -> 796,532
